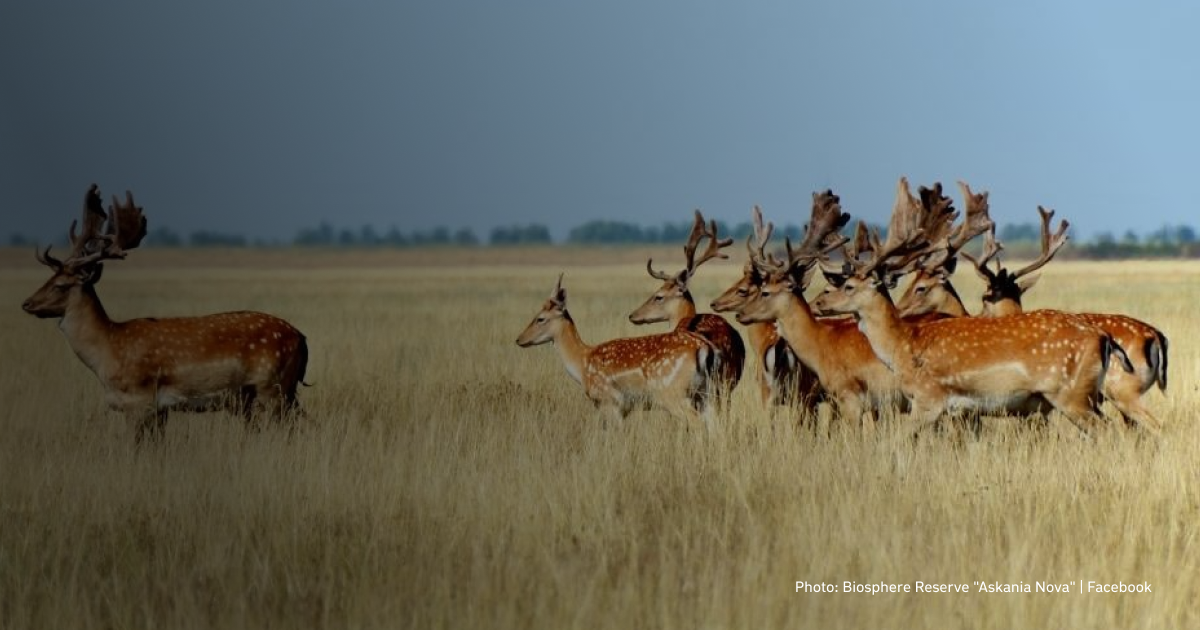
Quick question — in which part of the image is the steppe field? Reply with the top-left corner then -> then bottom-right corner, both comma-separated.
1,246 -> 1198,629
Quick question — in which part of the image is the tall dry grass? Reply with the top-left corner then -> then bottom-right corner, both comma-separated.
0,250 -> 1197,629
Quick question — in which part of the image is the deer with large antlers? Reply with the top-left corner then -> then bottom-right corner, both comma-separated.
22,185 -> 309,442
902,199 -> 1168,431
710,206 -> 822,408
811,178 -> 1129,437
517,274 -> 721,425
733,192 -> 913,427
628,210 -> 745,401
894,182 -> 995,318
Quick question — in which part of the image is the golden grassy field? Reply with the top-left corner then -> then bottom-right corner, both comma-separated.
1,247 -> 1197,629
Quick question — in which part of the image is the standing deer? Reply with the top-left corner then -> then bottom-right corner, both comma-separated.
710,206 -> 821,408
628,210 -> 745,401
733,191 -> 911,428
517,274 -> 721,426
895,186 -> 1167,430
963,205 -> 1167,430
811,178 -> 1126,438
21,185 -> 309,442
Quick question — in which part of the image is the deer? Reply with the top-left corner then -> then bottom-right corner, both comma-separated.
810,177 -> 1130,439
894,186 -> 1168,430
732,191 -> 912,428
517,274 -> 721,427
21,185 -> 309,442
962,206 -> 1168,430
893,181 -> 994,319
710,206 -> 821,408
627,210 -> 745,402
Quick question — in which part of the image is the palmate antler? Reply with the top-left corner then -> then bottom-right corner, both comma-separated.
35,185 -> 148,272
646,209 -> 733,283
845,178 -> 936,280
964,205 -> 1068,285
751,190 -> 850,278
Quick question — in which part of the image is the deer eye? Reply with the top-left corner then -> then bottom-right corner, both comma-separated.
736,288 -> 748,297
536,316 -> 547,323
654,295 -> 664,302
915,286 -> 927,294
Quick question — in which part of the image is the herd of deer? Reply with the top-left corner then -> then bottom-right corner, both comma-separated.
517,178 -> 1169,439
19,181 -> 1168,443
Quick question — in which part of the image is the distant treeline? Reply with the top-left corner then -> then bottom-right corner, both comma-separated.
9,220 -> 1200,258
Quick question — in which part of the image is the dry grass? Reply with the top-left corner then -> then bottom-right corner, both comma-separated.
1,249 -> 1197,629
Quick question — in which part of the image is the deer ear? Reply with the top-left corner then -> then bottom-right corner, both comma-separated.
1016,272 -> 1041,293
943,256 -> 958,274
879,271 -> 904,290
77,263 -> 104,285
821,269 -> 848,288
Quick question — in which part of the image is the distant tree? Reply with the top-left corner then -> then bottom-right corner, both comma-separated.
453,227 -> 479,246
189,230 -> 247,247
360,225 -> 380,247
567,220 -> 646,244
999,222 -> 1038,242
146,226 -> 183,247
9,232 -> 29,246
338,229 -> 357,246
295,221 -> 336,246
383,225 -> 408,247
490,224 -> 551,245
1177,225 -> 1196,244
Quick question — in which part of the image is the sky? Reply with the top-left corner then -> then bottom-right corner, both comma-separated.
2,0 -> 1199,243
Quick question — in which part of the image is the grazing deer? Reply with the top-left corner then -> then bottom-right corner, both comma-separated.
517,274 -> 721,426
21,185 -> 309,442
811,178 -> 1126,438
628,210 -> 745,400
710,206 -> 821,408
734,191 -> 911,427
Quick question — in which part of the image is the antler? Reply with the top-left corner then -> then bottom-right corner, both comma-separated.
648,210 -> 733,283
60,187 -> 147,269
67,184 -> 109,260
683,210 -> 732,277
1009,206 -> 1068,279
783,190 -> 851,265
853,178 -> 932,277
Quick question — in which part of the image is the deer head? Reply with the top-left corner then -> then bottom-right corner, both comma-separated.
517,274 -> 572,347
736,190 -> 850,324
894,181 -> 994,317
963,205 -> 1069,315
23,185 -> 147,318
814,178 -> 944,317
629,210 -> 732,324
711,205 -> 775,313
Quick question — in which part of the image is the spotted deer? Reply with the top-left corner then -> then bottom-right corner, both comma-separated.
21,185 -> 309,442
734,191 -> 912,428
517,274 -> 721,426
811,178 -> 1128,438
710,206 -> 821,408
960,204 -> 1167,430
628,210 -> 745,400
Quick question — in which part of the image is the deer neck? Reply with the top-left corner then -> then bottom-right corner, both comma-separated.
746,322 -> 777,356
670,293 -> 698,330
552,315 -> 592,385
851,290 -> 910,373
772,294 -> 824,360
58,284 -> 116,376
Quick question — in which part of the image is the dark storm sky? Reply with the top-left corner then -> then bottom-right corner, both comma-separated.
3,1 -> 1199,242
